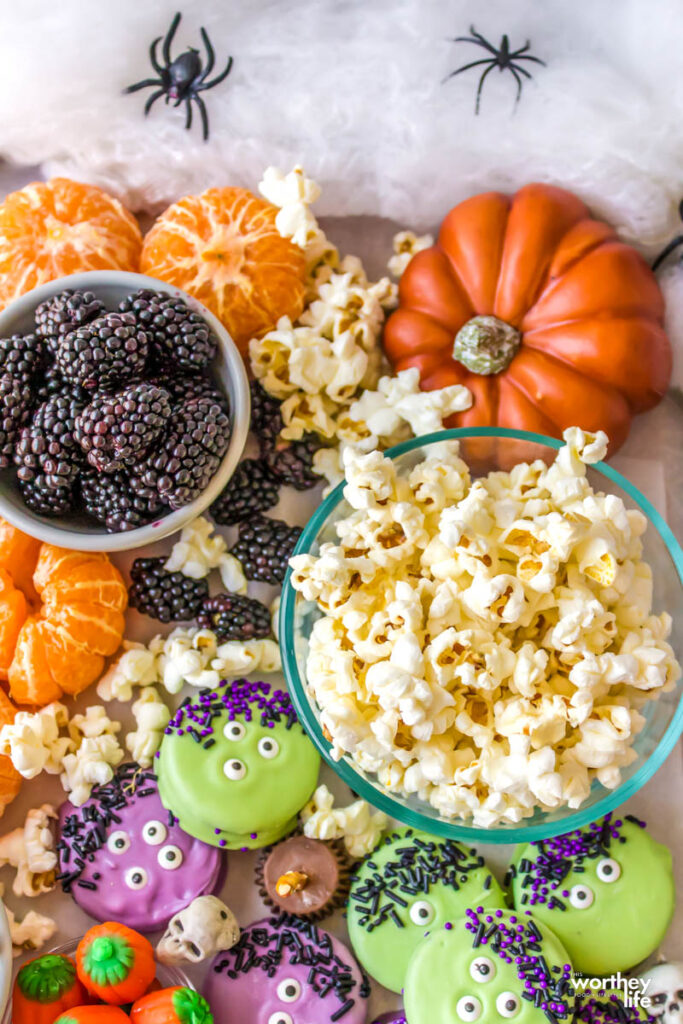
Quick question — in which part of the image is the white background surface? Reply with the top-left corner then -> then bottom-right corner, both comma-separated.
0,162 -> 681,1021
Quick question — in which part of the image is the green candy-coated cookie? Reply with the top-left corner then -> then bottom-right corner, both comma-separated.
347,827 -> 506,993
508,814 -> 674,975
157,679 -> 320,850
404,909 -> 574,1024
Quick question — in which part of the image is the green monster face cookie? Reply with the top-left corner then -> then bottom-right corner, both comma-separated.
157,679 -> 320,850
508,814 -> 674,975
404,909 -> 574,1024
347,827 -> 506,994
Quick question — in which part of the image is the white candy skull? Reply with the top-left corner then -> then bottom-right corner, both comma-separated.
639,963 -> 683,1024
156,895 -> 240,965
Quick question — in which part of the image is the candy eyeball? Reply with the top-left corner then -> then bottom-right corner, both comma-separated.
258,736 -> 280,759
142,820 -> 167,846
107,830 -> 130,854
224,721 -> 246,742
409,900 -> 436,926
496,992 -> 521,1018
469,956 -> 496,982
596,858 -> 621,883
569,883 -> 594,909
268,1014 -> 293,1024
456,995 -> 482,1021
224,758 -> 247,780
276,978 -> 302,1003
125,866 -> 148,890
158,845 -> 184,870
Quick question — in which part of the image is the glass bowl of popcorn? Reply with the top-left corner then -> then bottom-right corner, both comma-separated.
280,426 -> 683,842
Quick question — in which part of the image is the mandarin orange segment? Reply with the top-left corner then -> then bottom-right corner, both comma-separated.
9,615 -> 63,706
41,597 -> 125,657
0,687 -> 21,814
140,186 -> 306,358
39,620 -> 105,696
0,177 -> 142,309
40,564 -> 128,614
0,519 -> 41,603
32,546 -> 108,594
0,570 -> 27,680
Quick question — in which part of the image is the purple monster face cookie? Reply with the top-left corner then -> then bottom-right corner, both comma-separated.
57,762 -> 224,932
204,915 -> 370,1024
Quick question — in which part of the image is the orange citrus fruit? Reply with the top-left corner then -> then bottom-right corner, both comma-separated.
0,177 -> 142,309
0,570 -> 27,680
0,687 -> 21,816
140,187 -> 306,358
0,519 -> 40,604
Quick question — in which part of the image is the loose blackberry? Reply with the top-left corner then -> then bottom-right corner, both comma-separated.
20,476 -> 74,516
0,375 -> 31,469
74,383 -> 172,473
210,458 -> 280,525
0,333 -> 45,384
129,556 -> 209,622
250,380 -> 283,452
119,289 -> 216,371
130,395 -> 231,510
197,593 -> 272,641
56,311 -> 149,389
230,515 -> 302,583
15,392 -> 86,490
35,289 -> 106,355
80,467 -> 164,533
266,434 -> 322,490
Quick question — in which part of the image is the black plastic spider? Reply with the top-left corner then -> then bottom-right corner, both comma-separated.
443,26 -> 545,114
652,199 -> 683,271
125,12 -> 233,141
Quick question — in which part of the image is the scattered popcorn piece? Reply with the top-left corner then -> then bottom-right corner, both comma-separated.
125,687 -> 171,768
0,804 -> 57,897
96,642 -> 160,703
3,891 -> 57,957
164,516 -> 228,579
388,230 -> 435,277
60,735 -> 124,807
0,703 -> 72,779
300,784 -> 388,858
69,706 -> 121,743
218,552 -> 248,595
349,368 -> 472,438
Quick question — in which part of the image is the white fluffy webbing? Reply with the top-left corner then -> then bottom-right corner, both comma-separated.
2,0 -> 683,384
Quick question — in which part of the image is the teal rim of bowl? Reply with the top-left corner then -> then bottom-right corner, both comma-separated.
280,426 -> 683,843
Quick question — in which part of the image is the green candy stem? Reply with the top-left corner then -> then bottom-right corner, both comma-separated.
453,315 -> 521,375
173,987 -> 215,1024
83,933 -> 134,987
17,954 -> 76,1003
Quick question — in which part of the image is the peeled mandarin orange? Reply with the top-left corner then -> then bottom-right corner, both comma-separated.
0,519 -> 41,604
140,186 -> 306,358
41,597 -> 125,657
32,546 -> 108,593
9,616 -> 63,706
38,562 -> 128,614
37,620 -> 105,697
0,687 -> 21,815
0,570 -> 27,680
0,177 -> 142,309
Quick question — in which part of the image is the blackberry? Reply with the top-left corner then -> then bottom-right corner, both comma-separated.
129,556 -> 209,622
35,289 -> 106,355
15,392 -> 86,490
230,515 -> 302,583
80,467 -> 164,533
250,380 -> 283,451
32,365 -> 90,406
56,311 -> 149,389
151,372 -> 228,411
0,375 -> 31,469
197,592 -> 272,641
119,289 -> 216,371
0,333 -> 45,384
20,476 -> 74,516
130,395 -> 231,510
266,434 -> 322,490
74,383 -> 172,473
210,458 -> 279,525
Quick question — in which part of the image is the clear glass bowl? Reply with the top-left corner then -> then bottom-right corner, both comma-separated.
1,935 -> 196,1022
280,427 -> 683,844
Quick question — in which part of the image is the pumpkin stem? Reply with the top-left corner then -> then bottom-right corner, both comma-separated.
453,315 -> 520,374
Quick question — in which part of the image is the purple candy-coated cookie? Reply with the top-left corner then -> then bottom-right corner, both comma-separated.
57,762 -> 224,932
204,915 -> 370,1024
372,1015 -> 407,1024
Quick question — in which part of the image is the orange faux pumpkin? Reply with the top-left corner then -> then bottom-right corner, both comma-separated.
384,183 -> 672,454
130,987 -> 213,1024
76,923 -> 155,1006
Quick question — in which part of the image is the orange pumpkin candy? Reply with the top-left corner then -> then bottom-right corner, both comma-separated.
383,183 -> 672,454
76,923 -> 156,1006
53,1008 -> 131,1023
130,987 -> 213,1024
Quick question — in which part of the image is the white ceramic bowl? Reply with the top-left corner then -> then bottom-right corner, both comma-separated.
0,271 -> 250,551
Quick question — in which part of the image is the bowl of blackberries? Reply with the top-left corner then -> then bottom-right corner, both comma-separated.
0,270 -> 250,550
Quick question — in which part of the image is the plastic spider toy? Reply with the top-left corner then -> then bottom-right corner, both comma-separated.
444,25 -> 545,114
125,11 -> 233,141
652,199 -> 683,270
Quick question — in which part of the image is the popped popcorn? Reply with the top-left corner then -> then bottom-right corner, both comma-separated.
96,641 -> 160,703
300,784 -> 389,858
348,368 -> 471,439
0,805 -> 57,897
388,230 -> 435,277
290,428 -> 681,828
2,883 -> 57,956
125,687 -> 171,768
60,734 -> 125,807
164,516 -> 228,579
0,703 -> 73,779
68,706 -> 121,743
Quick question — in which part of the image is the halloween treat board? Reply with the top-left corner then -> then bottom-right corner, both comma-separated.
0,156 -> 680,1024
